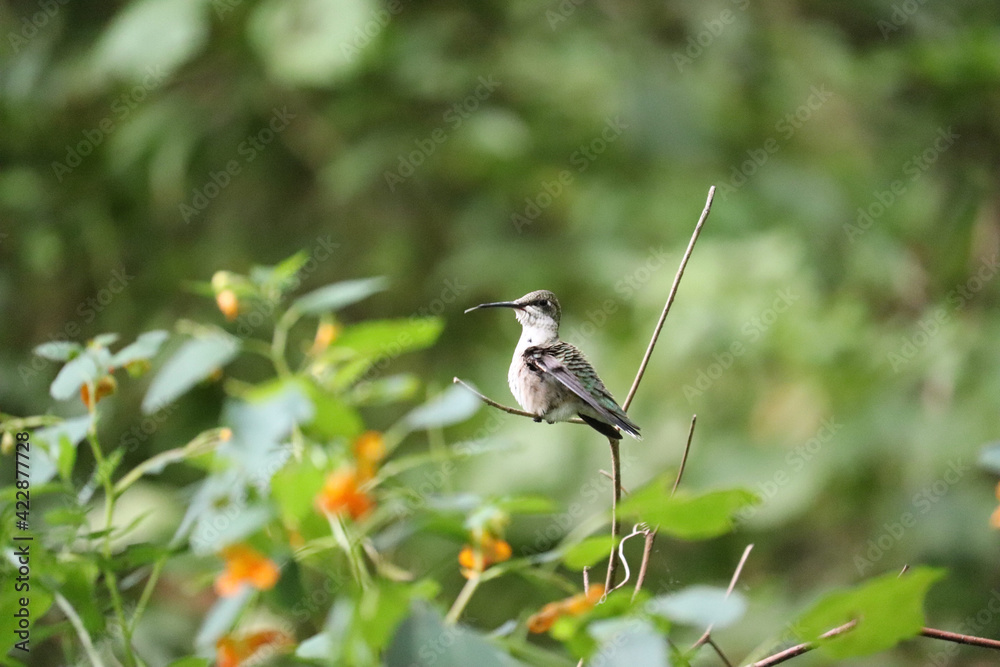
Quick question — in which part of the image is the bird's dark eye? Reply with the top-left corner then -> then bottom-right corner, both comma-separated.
539,299 -> 550,308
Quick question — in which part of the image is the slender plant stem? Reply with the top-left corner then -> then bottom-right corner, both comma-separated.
129,555 -> 168,636
672,414 -> 697,496
603,438 -> 621,591
919,627 -> 1000,650
55,592 -> 107,667
631,528 -> 657,601
452,377 -> 585,423
445,574 -> 481,625
623,185 -> 715,411
747,620 -> 857,667
692,543 -> 753,650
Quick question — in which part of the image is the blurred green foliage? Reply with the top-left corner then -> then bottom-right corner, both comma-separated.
2,0 -> 1000,664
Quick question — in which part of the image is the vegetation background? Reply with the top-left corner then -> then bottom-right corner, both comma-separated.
1,0 -> 1000,665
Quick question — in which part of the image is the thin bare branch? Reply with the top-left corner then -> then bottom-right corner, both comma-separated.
919,627 -> 1000,651
631,528 -> 657,601
623,185 -> 715,411
706,636 -> 734,667
693,544 -> 754,648
747,620 -> 857,667
671,414 -> 697,496
604,437 -> 622,591
452,377 -> 585,423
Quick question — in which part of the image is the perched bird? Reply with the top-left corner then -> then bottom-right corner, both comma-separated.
465,290 -> 641,440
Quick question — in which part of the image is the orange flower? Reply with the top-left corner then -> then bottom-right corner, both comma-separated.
214,544 -> 280,597
80,375 -> 117,409
458,533 -> 512,578
310,321 -> 340,355
527,584 -> 605,633
216,289 -> 239,321
315,467 -> 373,520
354,431 -> 386,481
216,629 -> 293,667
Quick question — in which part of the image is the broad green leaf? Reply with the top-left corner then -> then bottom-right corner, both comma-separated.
563,535 -> 618,570
385,603 -> 523,667
359,582 -> 418,652
34,341 -> 81,361
978,442 -> 1000,474
292,277 -> 388,315
587,618 -> 671,667
495,495 -> 556,515
398,384 -> 480,432
648,585 -> 746,629
793,567 -> 945,659
0,584 -> 52,653
110,330 -> 169,367
619,482 -> 758,540
303,381 -> 364,439
250,251 -> 309,294
297,631 -> 333,660
91,333 -> 120,347
142,333 -> 239,413
166,658 -> 210,667
272,460 -> 326,525
334,317 -> 444,360
350,374 -> 421,405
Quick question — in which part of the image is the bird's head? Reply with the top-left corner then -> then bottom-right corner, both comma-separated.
465,289 -> 562,337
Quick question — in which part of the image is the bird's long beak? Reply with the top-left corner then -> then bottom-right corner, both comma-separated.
464,301 -> 523,314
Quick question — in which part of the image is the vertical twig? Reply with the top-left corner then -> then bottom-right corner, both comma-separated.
631,528 -> 657,601
671,414 -> 697,496
622,185 -> 715,411
604,437 -> 622,591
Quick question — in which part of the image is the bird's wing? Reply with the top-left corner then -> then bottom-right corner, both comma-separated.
525,346 -> 641,439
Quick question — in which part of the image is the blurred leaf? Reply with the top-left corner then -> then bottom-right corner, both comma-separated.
91,333 -> 120,347
793,567 -> 945,659
110,330 -> 169,368
334,317 -> 444,360
166,659 -> 210,667
142,333 -> 239,413
50,352 -> 103,400
648,585 -> 746,629
293,277 -> 388,315
272,460 -> 325,525
248,0 -> 376,87
34,341 -> 81,361
587,618 -> 671,667
296,631 -> 333,660
385,603 -> 523,667
398,384 -> 480,432
32,416 -> 92,485
350,374 -> 421,405
495,495 -> 555,515
978,442 -> 1000,474
303,381 -> 364,439
194,587 -> 253,653
563,535 -> 618,570
0,584 -> 52,652
619,482 -> 758,540
250,251 -> 309,294
359,582 -> 416,652
93,0 -> 209,80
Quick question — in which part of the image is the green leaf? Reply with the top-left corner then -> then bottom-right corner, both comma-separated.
385,603 -> 523,667
350,374 -> 421,405
303,381 -> 364,439
142,333 -> 239,413
293,277 -> 388,315
359,582 -> 416,652
90,333 -> 120,347
587,618 -> 671,667
272,460 -> 326,525
94,0 -> 209,81
563,535 -> 618,570
194,587 -> 253,653
34,341 -> 82,361
978,441 -> 1000,474
32,416 -> 92,485
619,482 -> 758,540
166,658 -> 210,667
495,495 -> 556,515
793,567 -> 945,659
250,251 -> 309,294
110,330 -> 169,368
334,317 -> 444,360
648,585 -> 746,629
398,384 -> 480,432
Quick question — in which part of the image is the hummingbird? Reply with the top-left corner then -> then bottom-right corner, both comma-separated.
465,290 -> 641,440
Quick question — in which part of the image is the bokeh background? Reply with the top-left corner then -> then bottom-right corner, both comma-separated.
2,0 -> 1000,664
